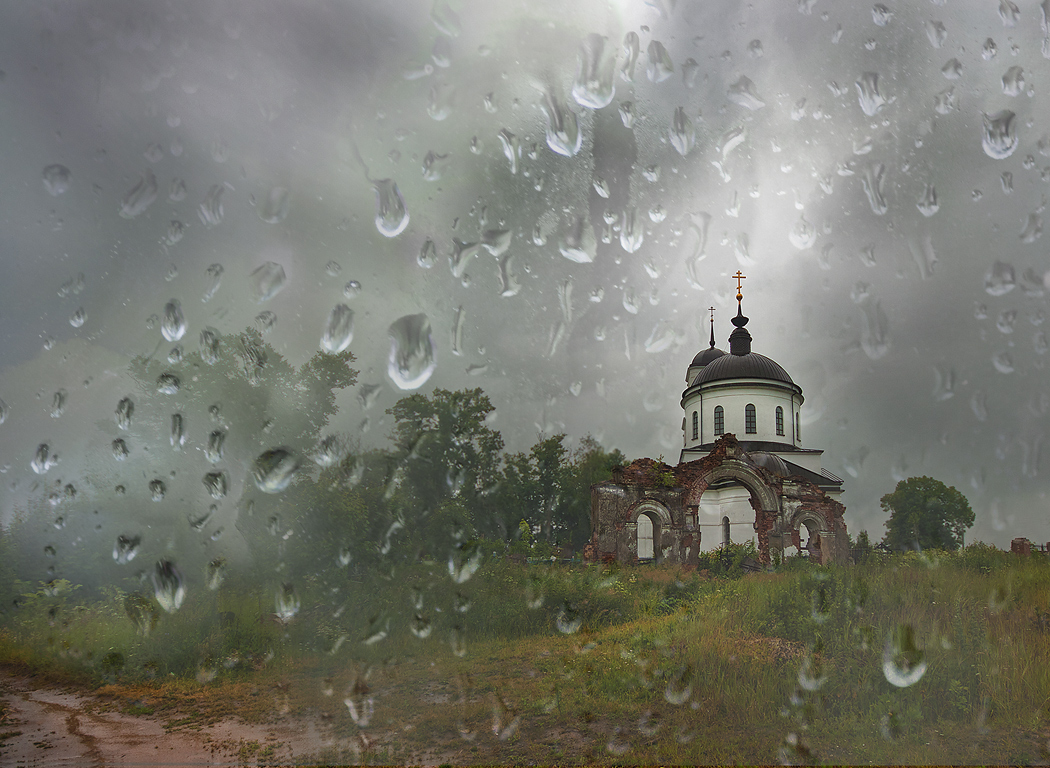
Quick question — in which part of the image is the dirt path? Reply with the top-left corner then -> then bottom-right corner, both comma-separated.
0,672 -> 343,767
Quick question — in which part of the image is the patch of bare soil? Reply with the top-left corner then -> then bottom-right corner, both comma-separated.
0,671 -> 355,767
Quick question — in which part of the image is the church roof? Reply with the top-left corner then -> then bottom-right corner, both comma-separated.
692,350 -> 795,386
690,346 -> 726,368
690,293 -> 795,388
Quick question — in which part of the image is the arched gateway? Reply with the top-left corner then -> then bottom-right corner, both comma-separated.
588,434 -> 850,566
587,278 -> 849,567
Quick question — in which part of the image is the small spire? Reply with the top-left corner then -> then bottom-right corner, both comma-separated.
708,306 -> 716,348
729,271 -> 751,354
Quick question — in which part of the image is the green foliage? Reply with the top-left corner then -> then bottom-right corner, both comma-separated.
696,540 -> 759,578
880,476 -> 975,551
386,388 -> 504,529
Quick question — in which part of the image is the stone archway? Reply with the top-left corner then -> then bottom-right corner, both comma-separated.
628,500 -> 672,562
681,458 -> 782,564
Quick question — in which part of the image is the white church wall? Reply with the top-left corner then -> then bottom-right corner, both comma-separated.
682,382 -> 800,448
695,485 -> 756,553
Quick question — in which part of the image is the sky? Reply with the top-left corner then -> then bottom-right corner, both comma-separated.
1,0 -> 1049,549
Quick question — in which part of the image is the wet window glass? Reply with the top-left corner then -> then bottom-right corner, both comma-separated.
1,1 -> 1049,765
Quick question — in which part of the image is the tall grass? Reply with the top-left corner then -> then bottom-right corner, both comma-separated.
2,549 -> 1048,764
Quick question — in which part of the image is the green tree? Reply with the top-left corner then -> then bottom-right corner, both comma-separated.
386,388 -> 505,533
499,434 -> 571,545
880,476 -> 975,552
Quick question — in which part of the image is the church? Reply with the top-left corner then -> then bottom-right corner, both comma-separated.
588,274 -> 850,566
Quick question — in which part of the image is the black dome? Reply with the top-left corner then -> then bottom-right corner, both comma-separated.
693,351 -> 795,386
690,346 -> 726,367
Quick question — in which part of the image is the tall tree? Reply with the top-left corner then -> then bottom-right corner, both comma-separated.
881,476 -> 975,551
386,388 -> 504,533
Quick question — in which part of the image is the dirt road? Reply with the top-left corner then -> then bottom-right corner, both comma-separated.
0,672 -> 344,767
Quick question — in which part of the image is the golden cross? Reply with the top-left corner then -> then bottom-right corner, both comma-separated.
733,270 -> 746,301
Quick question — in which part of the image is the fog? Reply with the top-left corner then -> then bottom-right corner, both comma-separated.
2,0 -> 1049,553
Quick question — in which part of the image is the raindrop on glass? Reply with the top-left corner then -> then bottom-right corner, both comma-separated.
161,299 -> 186,342
253,447 -> 301,493
387,314 -> 436,390
119,169 -> 158,218
248,262 -> 286,303
43,164 -> 71,195
153,560 -> 185,613
373,179 -> 409,237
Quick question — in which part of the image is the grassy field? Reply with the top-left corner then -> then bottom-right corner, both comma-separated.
2,546 -> 1050,765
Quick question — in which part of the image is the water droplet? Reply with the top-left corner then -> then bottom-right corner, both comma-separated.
882,624 -> 927,687
618,101 -> 635,128
161,299 -> 186,342
983,37 -> 998,60
119,169 -> 158,218
985,260 -> 1016,295
540,88 -> 582,157
344,676 -> 374,726
572,33 -> 616,109
149,479 -> 166,501
113,534 -> 141,564
558,214 -> 595,263
449,542 -> 482,584
156,372 -> 180,395
169,177 -> 187,201
202,471 -> 227,500
917,184 -> 939,217
998,0 -> 1020,27
983,110 -> 1018,159
31,443 -> 55,474
431,1 -> 460,36
664,664 -> 693,704
163,220 -> 186,247
388,314 -> 436,390
860,300 -> 890,360
669,107 -> 695,156
620,207 -> 644,253
855,72 -> 886,116
275,583 -> 300,622
42,164 -> 71,196
993,351 -> 1014,374
320,304 -> 355,354
861,163 -> 888,215
798,647 -> 828,691
0,398 -> 8,426
1020,213 -> 1043,243
114,396 -> 134,430
205,558 -> 226,591
929,48 -> 956,72
926,20 -> 947,48
646,40 -> 674,82
50,389 -> 67,418
788,216 -> 817,250
196,184 -> 225,226
253,448 -> 300,493
124,593 -> 159,636
1002,66 -> 1025,96
450,624 -> 467,657
153,560 -> 186,613
373,178 -> 409,237
496,129 -> 519,175
112,438 -> 129,461
258,186 -> 289,223
727,75 -> 765,110
248,261 -> 287,303
422,150 -> 449,181
621,31 -> 640,81
555,601 -> 583,634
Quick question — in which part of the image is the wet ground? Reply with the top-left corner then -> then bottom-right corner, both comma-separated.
0,671 -> 347,767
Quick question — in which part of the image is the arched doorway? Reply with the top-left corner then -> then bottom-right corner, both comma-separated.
637,513 -> 655,560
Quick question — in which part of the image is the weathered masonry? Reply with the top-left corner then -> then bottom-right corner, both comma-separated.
588,274 -> 850,566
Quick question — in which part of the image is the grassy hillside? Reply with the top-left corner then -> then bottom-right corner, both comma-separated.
2,546 -> 1049,764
